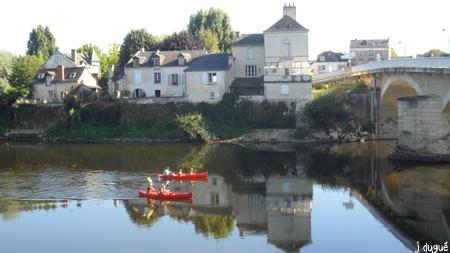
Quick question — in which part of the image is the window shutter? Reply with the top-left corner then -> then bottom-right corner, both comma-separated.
202,72 -> 208,84
217,72 -> 223,84
168,74 -> 171,85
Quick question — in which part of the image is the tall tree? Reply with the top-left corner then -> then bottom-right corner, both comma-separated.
6,55 -> 44,101
188,8 -> 234,52
77,43 -> 102,57
160,31 -> 199,51
118,29 -> 160,66
197,29 -> 219,53
26,25 -> 57,59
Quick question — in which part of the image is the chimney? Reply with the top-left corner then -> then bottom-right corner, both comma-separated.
234,31 -> 240,40
56,65 -> 65,81
228,55 -> 234,66
71,49 -> 78,65
283,3 -> 296,20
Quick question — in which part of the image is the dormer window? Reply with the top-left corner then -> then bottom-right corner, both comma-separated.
153,58 -> 160,67
133,58 -> 140,68
38,73 -> 45,79
69,72 -> 77,79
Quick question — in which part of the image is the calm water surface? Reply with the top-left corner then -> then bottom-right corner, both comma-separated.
0,142 -> 448,253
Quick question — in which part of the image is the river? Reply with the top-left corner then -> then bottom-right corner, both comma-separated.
0,141 -> 448,253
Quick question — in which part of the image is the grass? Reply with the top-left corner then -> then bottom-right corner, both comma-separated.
46,122 -> 187,140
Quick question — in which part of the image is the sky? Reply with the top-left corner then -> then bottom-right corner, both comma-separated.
1,0 -> 449,59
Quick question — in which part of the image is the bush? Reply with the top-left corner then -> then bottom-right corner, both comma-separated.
304,91 -> 349,130
293,126 -> 311,139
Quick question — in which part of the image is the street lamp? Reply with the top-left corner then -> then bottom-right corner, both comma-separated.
442,28 -> 450,53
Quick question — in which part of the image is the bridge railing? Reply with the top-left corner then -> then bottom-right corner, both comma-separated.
314,57 -> 450,83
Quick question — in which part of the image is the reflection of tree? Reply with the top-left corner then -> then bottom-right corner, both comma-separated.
233,146 -> 295,178
190,214 -> 235,239
0,199 -> 58,221
178,144 -> 217,171
122,200 -> 163,228
303,152 -> 351,189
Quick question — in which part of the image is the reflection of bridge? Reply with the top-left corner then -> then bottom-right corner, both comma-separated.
315,58 -> 450,138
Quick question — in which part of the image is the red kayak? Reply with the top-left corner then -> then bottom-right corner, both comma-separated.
159,172 -> 208,181
139,191 -> 192,199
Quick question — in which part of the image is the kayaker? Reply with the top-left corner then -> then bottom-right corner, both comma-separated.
163,166 -> 174,176
189,168 -> 195,175
146,177 -> 155,193
178,168 -> 184,176
160,182 -> 170,194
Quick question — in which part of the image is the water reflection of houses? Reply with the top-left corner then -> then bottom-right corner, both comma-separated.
234,173 -> 313,253
125,172 -> 313,251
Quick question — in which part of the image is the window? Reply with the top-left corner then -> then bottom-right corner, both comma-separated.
133,58 -> 140,68
38,73 -> 45,79
69,72 -> 77,79
210,92 -> 215,99
210,192 -> 220,205
319,65 -> 326,71
272,68 -> 277,74
282,43 -> 290,57
282,182 -> 291,193
245,65 -> 257,77
48,90 -> 56,100
134,71 -> 142,84
284,68 -> 290,76
153,58 -> 160,67
248,194 -> 265,208
208,73 -> 217,84
114,82 -> 119,91
171,74 -> 178,85
155,90 -> 161,97
154,72 -> 161,83
281,84 -> 289,95
247,47 -> 254,60
369,51 -> 374,57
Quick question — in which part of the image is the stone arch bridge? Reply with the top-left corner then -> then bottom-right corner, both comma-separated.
314,58 -> 450,138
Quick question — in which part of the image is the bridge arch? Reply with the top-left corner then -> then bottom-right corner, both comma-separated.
380,75 -> 425,99
378,74 -> 425,137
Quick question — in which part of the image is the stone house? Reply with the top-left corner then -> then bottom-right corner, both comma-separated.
312,51 -> 350,76
350,39 -> 390,66
114,49 -> 207,99
231,3 -> 312,106
184,53 -> 234,103
42,49 -> 101,79
32,65 -> 99,103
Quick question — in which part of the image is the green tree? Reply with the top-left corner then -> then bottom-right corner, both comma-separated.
390,48 -> 398,58
160,31 -> 199,51
187,8 -> 234,52
118,29 -> 160,66
6,55 -> 44,102
26,25 -> 57,59
424,48 -> 447,57
0,50 -> 14,93
197,28 -> 220,53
